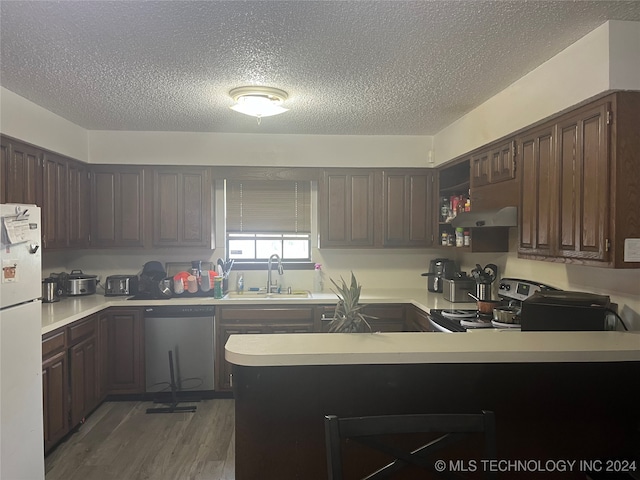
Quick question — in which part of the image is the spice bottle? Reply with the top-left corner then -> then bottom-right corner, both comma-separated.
464,230 -> 471,246
455,227 -> 464,247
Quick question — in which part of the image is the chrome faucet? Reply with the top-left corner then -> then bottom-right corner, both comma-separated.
267,254 -> 284,293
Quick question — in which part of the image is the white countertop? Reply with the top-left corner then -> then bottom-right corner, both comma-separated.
41,288 -> 470,335
225,330 -> 640,366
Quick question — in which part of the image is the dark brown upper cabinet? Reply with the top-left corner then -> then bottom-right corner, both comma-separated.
67,160 -> 90,248
152,167 -> 214,248
319,169 -> 376,248
382,169 -> 435,247
319,168 -> 436,249
518,124 -> 555,258
42,153 -> 69,249
1,138 -> 43,206
518,91 -> 640,268
90,165 -> 147,248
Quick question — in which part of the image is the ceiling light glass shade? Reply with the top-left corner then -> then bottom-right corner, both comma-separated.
229,86 -> 289,118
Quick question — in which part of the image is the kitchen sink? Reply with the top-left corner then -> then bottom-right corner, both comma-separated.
224,290 -> 312,300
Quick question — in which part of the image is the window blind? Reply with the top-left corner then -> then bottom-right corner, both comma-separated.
226,180 -> 311,233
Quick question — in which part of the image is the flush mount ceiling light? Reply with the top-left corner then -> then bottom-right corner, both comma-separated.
229,86 -> 289,124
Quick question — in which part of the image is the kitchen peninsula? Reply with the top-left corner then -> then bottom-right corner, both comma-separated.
41,290 -> 640,476
227,331 -> 640,480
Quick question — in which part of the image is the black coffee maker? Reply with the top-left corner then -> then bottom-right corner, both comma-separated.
422,258 -> 458,293
137,261 -> 167,299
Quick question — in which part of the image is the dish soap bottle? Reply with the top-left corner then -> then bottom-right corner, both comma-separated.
236,272 -> 244,294
314,263 -> 324,293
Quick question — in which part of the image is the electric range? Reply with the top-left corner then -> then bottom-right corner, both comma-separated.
428,278 -> 558,332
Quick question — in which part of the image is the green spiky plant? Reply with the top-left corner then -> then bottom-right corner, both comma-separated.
327,272 -> 376,333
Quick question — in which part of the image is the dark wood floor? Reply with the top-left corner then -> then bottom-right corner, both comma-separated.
45,399 -> 235,480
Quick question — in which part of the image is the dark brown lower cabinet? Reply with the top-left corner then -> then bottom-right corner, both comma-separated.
43,307 -> 145,453
69,336 -> 99,427
42,349 -> 68,454
98,311 -> 110,402
405,305 -> 432,332
315,304 -> 406,332
219,304 -> 406,359
107,308 -> 145,394
216,306 -> 315,391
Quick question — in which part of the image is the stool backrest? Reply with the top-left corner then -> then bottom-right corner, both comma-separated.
324,411 -> 496,479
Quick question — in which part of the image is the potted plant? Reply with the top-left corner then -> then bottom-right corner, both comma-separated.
327,272 -> 376,333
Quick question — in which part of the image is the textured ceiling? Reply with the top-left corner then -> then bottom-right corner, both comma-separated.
1,1 -> 640,135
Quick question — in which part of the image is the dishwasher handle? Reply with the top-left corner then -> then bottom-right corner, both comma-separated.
144,305 -> 215,318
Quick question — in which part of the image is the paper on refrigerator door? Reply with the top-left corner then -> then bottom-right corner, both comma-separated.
2,216 -> 32,244
2,260 -> 18,283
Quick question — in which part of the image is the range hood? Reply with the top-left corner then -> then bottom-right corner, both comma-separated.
450,206 -> 518,228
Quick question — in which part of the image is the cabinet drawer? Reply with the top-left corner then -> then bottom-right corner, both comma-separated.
67,316 -> 96,345
362,304 -> 405,320
42,329 -> 66,359
218,306 -> 314,322
316,304 -> 405,320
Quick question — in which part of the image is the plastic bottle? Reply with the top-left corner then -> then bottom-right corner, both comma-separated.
314,263 -> 324,293
236,272 -> 244,294
455,227 -> 464,247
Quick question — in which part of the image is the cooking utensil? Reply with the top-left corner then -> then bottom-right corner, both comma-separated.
468,292 -> 501,314
493,305 -> 520,324
483,264 -> 498,283
471,263 -> 498,300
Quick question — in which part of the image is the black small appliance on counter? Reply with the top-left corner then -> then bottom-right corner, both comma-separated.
422,258 -> 457,293
130,261 -> 167,300
520,291 -> 616,331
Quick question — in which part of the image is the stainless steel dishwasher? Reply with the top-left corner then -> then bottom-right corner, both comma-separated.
144,305 -> 215,393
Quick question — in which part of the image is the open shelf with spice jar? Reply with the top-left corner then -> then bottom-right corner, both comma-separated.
437,159 -> 509,252
437,160 -> 470,249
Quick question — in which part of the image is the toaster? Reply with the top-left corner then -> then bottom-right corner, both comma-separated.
105,275 -> 138,296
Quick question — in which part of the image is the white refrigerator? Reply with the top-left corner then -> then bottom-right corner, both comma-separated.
0,204 -> 45,480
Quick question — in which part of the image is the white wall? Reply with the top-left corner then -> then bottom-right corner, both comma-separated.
87,130 -> 433,168
433,21 -> 618,165
433,20 -> 640,166
609,20 -> 640,90
0,88 -> 88,161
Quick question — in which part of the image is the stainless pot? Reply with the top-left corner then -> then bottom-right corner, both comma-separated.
493,306 -> 521,324
468,292 -> 501,314
66,269 -> 98,296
